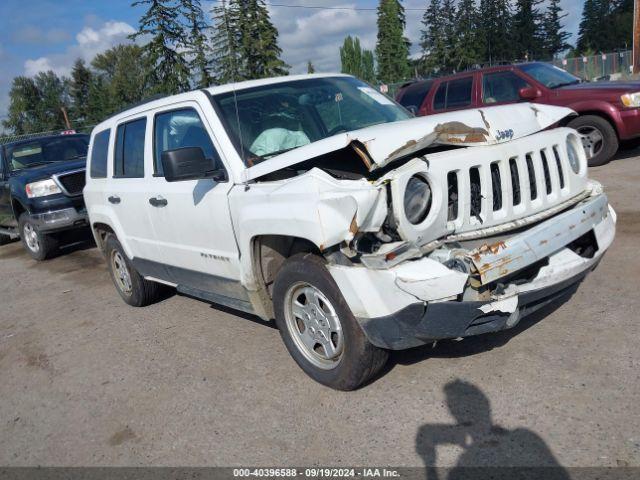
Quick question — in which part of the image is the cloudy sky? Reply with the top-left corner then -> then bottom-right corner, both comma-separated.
0,0 -> 585,124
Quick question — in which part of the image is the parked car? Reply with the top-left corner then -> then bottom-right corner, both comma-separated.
84,74 -> 616,390
396,62 -> 640,166
0,133 -> 90,260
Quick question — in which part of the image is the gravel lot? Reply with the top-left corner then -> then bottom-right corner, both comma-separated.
0,152 -> 639,468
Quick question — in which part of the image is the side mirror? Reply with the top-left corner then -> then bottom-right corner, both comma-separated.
161,147 -> 227,183
519,86 -> 541,100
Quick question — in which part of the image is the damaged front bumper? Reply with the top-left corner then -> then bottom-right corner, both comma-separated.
328,193 -> 616,350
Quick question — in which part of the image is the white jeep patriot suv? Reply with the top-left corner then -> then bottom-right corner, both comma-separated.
84,74 -> 616,390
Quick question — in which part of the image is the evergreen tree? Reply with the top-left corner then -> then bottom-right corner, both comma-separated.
307,61 -> 315,74
420,0 -> 444,74
541,0 -> 570,58
478,0 -> 514,64
182,0 -> 213,88
453,0 -> 483,71
237,0 -> 289,79
3,77 -> 41,134
376,0 -> 410,83
211,0 -> 242,83
362,50 -> 376,83
513,0 -> 543,60
211,0 -> 288,82
69,59 -> 93,126
130,0 -> 191,94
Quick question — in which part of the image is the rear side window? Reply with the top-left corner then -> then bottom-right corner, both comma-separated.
397,81 -> 433,111
433,77 -> 473,110
89,129 -> 110,178
114,118 -> 146,178
153,108 -> 219,176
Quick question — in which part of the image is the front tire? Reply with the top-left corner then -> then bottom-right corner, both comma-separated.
273,253 -> 388,390
18,213 -> 58,261
567,115 -> 618,167
104,235 -> 164,307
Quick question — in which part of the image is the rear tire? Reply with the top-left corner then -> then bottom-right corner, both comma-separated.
18,213 -> 58,261
567,115 -> 618,167
273,253 -> 388,390
104,235 -> 164,307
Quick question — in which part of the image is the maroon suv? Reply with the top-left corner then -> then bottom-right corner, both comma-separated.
396,62 -> 640,166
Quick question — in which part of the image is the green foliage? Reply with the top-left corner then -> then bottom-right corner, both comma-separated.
340,36 -> 376,83
376,0 -> 410,84
453,0 -> 484,71
211,0 -> 289,83
130,0 -> 191,95
541,0 -> 571,58
2,72 -> 69,135
577,0 -> 633,54
477,0 -> 513,63
69,59 -> 92,125
420,0 -> 459,74
307,61 -> 315,74
512,0 -> 543,60
182,0 -> 213,88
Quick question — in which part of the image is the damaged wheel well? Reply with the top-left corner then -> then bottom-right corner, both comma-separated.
252,235 -> 321,300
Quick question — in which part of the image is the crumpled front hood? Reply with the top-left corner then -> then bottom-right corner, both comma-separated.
242,103 -> 575,182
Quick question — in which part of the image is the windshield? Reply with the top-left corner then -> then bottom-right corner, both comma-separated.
212,76 -> 410,165
519,63 -> 581,89
5,135 -> 89,172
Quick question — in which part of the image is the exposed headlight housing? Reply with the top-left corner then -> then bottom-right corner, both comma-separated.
25,179 -> 61,198
621,92 -> 640,107
566,136 -> 582,174
404,174 -> 432,224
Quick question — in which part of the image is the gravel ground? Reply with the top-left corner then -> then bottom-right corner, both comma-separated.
0,152 -> 638,468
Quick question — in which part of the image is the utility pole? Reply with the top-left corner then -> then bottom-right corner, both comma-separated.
633,0 -> 640,74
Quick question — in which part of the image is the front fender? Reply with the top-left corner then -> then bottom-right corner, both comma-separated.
229,168 -> 387,288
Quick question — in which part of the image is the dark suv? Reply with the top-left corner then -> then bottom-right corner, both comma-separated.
0,133 -> 90,260
396,62 -> 640,166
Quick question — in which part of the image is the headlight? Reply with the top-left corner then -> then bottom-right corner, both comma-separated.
404,175 -> 432,224
566,137 -> 581,174
621,92 -> 640,107
25,179 -> 61,198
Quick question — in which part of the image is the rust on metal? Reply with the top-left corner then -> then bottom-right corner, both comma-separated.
350,141 -> 373,169
434,122 -> 489,144
385,139 -> 419,161
349,214 -> 358,235
478,110 -> 491,130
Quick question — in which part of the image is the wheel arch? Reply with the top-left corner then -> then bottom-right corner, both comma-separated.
561,105 -> 620,138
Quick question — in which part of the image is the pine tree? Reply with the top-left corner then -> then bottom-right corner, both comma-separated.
512,0 -> 543,60
420,0 -> 444,74
182,0 -> 213,88
453,0 -> 483,71
130,0 -> 191,94
211,0 -> 289,82
211,0 -> 242,83
362,50 -> 376,83
69,59 -> 93,126
541,0 -> 570,58
478,0 -> 514,64
307,61 -> 315,74
3,77 -> 41,134
376,0 -> 410,84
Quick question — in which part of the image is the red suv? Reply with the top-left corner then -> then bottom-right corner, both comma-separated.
395,62 -> 640,166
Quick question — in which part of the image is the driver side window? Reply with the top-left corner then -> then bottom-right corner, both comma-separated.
153,108 -> 220,176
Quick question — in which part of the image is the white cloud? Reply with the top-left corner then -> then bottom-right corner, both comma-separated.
23,20 -> 136,77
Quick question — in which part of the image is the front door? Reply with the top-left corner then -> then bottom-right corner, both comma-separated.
146,103 -> 243,300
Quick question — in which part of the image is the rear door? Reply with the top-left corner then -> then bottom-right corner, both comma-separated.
145,101 -> 243,299
107,115 -> 162,271
429,75 -> 476,114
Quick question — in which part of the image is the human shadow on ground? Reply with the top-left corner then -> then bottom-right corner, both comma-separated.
416,379 -> 571,480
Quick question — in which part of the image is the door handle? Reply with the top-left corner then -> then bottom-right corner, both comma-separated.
149,196 -> 168,207
108,195 -> 121,204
